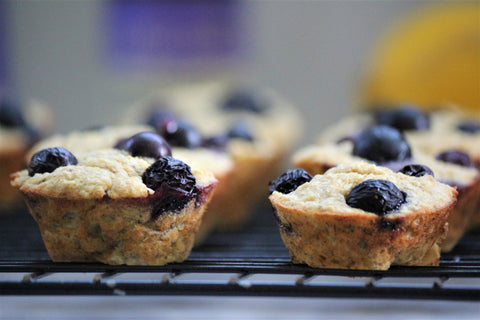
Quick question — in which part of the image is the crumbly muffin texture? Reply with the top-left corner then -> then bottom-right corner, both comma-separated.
11,149 -> 217,265
269,163 -> 457,270
279,163 -> 454,216
13,149 -> 153,199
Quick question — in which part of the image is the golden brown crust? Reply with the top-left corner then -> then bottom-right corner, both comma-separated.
22,190 -> 215,265
269,163 -> 457,270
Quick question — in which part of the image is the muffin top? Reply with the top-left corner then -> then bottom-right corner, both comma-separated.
12,149 -> 216,200
27,125 -> 233,179
293,140 -> 479,187
270,162 -> 457,218
27,125 -> 153,159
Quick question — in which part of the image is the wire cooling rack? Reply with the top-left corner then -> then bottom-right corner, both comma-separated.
1,205 -> 479,300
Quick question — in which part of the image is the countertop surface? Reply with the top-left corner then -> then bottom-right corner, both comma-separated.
2,296 -> 480,320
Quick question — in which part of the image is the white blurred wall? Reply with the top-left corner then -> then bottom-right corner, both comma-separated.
7,1 -> 421,142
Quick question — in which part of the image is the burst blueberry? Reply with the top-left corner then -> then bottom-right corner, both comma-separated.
398,164 -> 434,177
353,125 -> 412,163
269,169 -> 313,194
114,131 -> 172,159
142,156 -> 197,218
28,147 -> 78,176
346,179 -> 406,216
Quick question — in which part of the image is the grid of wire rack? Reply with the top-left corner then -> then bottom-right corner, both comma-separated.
1,205 -> 479,300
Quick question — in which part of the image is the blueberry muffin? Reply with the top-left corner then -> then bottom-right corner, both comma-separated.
27,126 -> 234,243
293,126 -> 480,251
11,147 -> 217,265
269,163 -> 457,270
405,108 -> 480,230
123,80 -> 303,230
0,97 -> 53,208
317,105 -> 480,231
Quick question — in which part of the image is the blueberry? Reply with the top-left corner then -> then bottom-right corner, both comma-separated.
374,106 -> 430,131
346,179 -> 406,216
436,150 -> 472,167
161,120 -> 202,149
114,131 -> 172,159
269,169 -> 313,194
398,164 -> 434,177
457,121 -> 480,134
201,134 -> 229,151
227,121 -> 254,141
352,125 -> 412,163
28,147 -> 78,176
145,109 -> 177,133
142,156 -> 197,218
220,90 -> 268,114
0,98 -> 26,128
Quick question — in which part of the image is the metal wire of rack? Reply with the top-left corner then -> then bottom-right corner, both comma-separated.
1,205 -> 479,300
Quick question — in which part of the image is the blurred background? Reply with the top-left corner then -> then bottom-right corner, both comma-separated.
1,0 -> 478,142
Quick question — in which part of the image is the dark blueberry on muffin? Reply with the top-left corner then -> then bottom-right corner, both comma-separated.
353,125 -> 412,164
220,89 -> 269,114
161,120 -> 202,149
457,121 -> 480,134
374,106 -> 430,131
142,156 -> 198,218
436,150 -> 473,167
398,164 -> 434,177
269,169 -> 313,194
346,179 -> 406,216
28,147 -> 78,176
114,131 -> 172,159
146,109 -> 177,133
201,134 -> 229,151
227,120 -> 254,141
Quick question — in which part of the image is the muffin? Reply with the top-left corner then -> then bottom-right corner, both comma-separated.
269,163 -> 457,270
0,97 -> 53,208
123,80 -> 303,230
11,147 -> 217,265
293,126 -> 480,251
27,126 -> 234,243
317,105 -> 480,230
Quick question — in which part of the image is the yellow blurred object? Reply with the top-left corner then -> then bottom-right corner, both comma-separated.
360,2 -> 480,114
